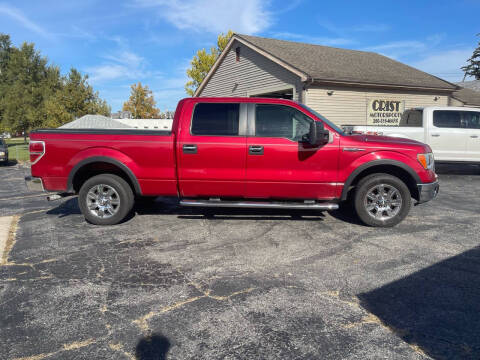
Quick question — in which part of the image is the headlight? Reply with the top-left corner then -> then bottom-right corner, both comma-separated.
0,151 -> 5,156
417,153 -> 434,170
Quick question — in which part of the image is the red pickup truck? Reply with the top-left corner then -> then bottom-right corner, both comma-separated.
26,97 -> 438,227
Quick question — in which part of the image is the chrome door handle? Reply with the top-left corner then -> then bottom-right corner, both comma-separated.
471,135 -> 479,138
249,145 -> 264,155
431,134 -> 440,137
182,144 -> 197,154
343,148 -> 365,152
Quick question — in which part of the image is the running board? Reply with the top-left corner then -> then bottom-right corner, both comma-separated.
179,199 -> 339,210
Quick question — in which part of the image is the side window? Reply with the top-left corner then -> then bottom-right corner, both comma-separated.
191,103 -> 239,136
255,104 -> 312,141
433,111 -> 463,128
399,110 -> 423,127
463,111 -> 480,129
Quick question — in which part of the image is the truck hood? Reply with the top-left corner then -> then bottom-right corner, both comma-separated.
347,134 -> 430,151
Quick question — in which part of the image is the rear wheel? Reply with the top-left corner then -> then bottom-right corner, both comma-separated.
354,173 -> 411,227
78,174 -> 134,225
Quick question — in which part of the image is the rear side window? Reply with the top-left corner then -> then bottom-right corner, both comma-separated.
191,103 -> 239,136
433,111 -> 462,128
399,110 -> 423,127
463,111 -> 480,129
255,104 -> 312,141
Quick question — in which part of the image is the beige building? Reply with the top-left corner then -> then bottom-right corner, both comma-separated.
195,34 -> 480,126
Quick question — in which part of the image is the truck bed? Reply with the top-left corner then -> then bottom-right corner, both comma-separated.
29,128 -> 178,195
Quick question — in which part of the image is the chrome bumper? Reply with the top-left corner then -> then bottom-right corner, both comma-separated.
417,181 -> 439,204
25,176 -> 45,192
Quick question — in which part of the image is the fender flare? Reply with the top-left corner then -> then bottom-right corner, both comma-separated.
67,156 -> 142,195
340,159 -> 421,201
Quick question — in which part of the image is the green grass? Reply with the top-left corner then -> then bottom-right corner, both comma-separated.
5,138 -> 30,162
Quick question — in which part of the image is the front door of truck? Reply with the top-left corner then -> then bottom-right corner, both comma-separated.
245,103 -> 339,200
177,102 -> 247,197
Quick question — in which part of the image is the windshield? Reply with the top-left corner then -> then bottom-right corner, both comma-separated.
298,104 -> 344,134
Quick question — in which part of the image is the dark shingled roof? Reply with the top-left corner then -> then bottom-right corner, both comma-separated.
236,34 -> 456,90
452,87 -> 480,106
456,80 -> 480,92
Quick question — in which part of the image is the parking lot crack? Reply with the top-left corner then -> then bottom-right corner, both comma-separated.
12,338 -> 96,360
108,343 -> 135,360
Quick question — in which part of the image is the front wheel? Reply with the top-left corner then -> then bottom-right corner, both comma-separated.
78,174 -> 134,225
354,173 -> 411,227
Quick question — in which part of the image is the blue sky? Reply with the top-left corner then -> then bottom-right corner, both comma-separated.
1,0 -> 479,112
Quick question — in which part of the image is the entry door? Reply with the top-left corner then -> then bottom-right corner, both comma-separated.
177,102 -> 247,197
246,104 -> 339,200
465,110 -> 480,161
428,110 -> 468,161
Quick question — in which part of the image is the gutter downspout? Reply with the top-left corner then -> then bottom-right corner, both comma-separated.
302,76 -> 314,104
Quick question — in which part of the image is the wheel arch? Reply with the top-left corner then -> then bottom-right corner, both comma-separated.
67,156 -> 142,195
341,160 -> 421,201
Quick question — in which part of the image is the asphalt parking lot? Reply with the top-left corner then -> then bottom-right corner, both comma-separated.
1,162 -> 479,360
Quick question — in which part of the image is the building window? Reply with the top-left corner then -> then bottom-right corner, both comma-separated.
235,47 -> 240,62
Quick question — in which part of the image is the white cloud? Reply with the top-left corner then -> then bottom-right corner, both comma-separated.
0,3 -> 50,38
363,35 -> 444,59
364,40 -> 427,55
133,0 -> 272,34
271,31 -> 354,46
87,49 -> 151,84
352,24 -> 390,32
319,19 -> 389,37
409,49 -> 475,82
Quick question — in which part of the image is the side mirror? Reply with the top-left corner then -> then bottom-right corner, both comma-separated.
303,121 -> 329,146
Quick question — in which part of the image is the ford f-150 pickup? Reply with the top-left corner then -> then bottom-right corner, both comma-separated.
25,97 -> 439,227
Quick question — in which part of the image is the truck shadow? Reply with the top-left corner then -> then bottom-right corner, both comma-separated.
358,246 -> 480,359
0,159 -> 18,167
46,197 -> 328,222
136,198 -> 327,222
435,162 -> 480,175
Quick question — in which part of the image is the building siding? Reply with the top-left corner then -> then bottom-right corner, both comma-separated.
305,85 -> 450,126
199,40 -> 303,101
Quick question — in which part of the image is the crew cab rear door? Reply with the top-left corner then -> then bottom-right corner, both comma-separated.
245,103 -> 339,200
177,102 -> 247,197
427,110 -> 468,161
465,110 -> 480,161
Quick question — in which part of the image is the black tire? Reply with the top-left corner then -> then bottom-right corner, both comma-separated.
354,173 -> 411,227
78,174 -> 134,225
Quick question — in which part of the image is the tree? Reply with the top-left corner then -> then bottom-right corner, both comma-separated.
462,34 -> 480,80
122,82 -> 160,118
185,30 -> 233,96
0,41 -> 52,140
0,33 -> 110,134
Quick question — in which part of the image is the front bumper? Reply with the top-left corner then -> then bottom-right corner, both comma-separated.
417,181 -> 439,204
25,176 -> 45,192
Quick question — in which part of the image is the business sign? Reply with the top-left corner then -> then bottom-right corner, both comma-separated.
366,99 -> 405,126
